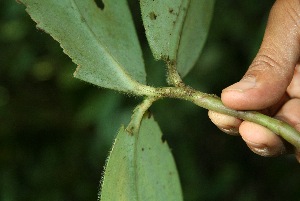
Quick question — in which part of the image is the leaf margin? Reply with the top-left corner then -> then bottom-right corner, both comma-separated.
19,0 -> 147,93
99,114 -> 183,201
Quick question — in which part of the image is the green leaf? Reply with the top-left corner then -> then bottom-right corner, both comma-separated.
140,0 -> 215,77
100,115 -> 183,201
20,0 -> 146,92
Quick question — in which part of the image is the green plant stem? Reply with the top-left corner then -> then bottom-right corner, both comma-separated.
135,83 -> 300,150
126,96 -> 157,135
189,90 -> 300,150
166,61 -> 185,87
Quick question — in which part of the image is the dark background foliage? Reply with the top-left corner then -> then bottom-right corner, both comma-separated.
1,0 -> 299,200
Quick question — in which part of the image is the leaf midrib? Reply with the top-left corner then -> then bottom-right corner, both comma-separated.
71,0 -> 139,86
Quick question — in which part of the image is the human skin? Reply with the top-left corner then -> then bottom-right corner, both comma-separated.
208,0 -> 300,162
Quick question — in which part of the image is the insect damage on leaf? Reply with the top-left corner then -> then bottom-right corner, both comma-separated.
94,0 -> 105,10
149,12 -> 157,20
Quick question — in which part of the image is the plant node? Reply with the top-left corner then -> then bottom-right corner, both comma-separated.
166,60 -> 185,87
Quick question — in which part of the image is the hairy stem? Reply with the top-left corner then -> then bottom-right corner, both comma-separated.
133,75 -> 300,149
142,85 -> 300,150
126,96 -> 157,135
166,61 -> 185,87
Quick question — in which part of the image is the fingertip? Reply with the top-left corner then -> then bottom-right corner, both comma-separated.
221,76 -> 286,110
221,76 -> 256,109
239,121 -> 287,156
208,111 -> 241,135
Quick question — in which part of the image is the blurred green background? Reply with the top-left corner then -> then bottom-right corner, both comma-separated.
1,0 -> 300,201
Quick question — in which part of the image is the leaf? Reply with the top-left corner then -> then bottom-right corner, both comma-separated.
20,0 -> 146,93
140,0 -> 215,77
100,115 -> 183,201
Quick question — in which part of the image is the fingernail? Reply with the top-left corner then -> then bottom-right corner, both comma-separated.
208,111 -> 242,135
247,144 -> 271,156
245,141 -> 271,156
218,127 -> 239,136
224,76 -> 256,92
245,140 -> 286,157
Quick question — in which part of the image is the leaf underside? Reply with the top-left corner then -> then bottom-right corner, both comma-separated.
140,0 -> 215,77
100,115 -> 183,201
20,0 -> 146,92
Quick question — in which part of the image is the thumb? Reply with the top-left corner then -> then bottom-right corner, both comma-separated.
222,0 -> 300,110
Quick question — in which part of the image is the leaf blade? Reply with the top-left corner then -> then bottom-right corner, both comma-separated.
20,0 -> 146,92
100,125 -> 137,201
100,115 -> 183,201
136,116 -> 183,201
176,0 -> 215,76
140,0 -> 215,77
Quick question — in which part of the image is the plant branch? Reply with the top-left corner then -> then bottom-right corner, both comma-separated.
133,71 -> 300,149
126,96 -> 157,135
138,85 -> 300,150
188,90 -> 300,150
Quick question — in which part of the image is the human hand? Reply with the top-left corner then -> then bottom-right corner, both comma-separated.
208,0 -> 300,162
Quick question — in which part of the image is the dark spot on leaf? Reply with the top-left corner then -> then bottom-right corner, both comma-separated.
125,126 -> 135,135
94,0 -> 105,10
147,110 -> 152,119
149,12 -> 157,20
169,8 -> 174,14
81,16 -> 86,23
142,148 -> 144,151
161,55 -> 170,61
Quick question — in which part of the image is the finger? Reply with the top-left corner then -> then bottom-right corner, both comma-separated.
276,99 -> 300,160
240,98 -> 300,157
276,98 -> 300,130
287,65 -> 300,99
208,111 -> 242,135
222,0 -> 300,110
239,121 -> 288,156
259,92 -> 290,116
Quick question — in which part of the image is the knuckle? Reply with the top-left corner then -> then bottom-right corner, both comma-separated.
248,50 -> 292,82
249,51 -> 284,75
